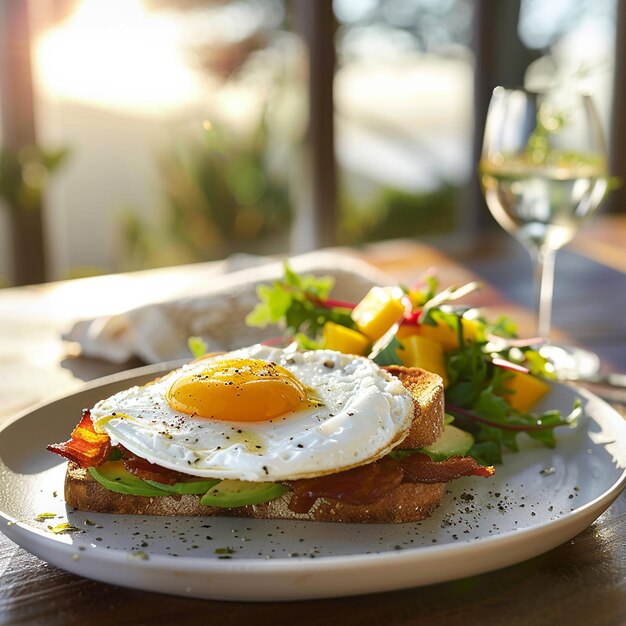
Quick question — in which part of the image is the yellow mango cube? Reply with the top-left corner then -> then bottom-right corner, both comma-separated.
395,324 -> 420,340
501,371 -> 551,412
351,286 -> 406,341
399,335 -> 449,386
322,321 -> 370,356
418,317 -> 481,351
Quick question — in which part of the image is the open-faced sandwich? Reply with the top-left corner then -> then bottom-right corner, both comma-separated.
48,344 -> 494,523
49,265 -> 581,523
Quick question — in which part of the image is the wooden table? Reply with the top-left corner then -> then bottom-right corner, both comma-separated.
1,234 -> 625,625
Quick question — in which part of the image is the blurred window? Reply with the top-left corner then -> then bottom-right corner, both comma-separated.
0,0 -> 621,285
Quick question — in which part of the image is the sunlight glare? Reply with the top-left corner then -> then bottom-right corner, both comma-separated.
35,0 -> 203,115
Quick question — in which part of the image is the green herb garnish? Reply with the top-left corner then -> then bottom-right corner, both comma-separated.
246,262 -> 355,348
34,512 -> 57,521
47,522 -> 83,534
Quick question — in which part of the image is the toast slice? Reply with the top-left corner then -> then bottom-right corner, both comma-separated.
63,367 -> 447,523
64,463 -> 446,523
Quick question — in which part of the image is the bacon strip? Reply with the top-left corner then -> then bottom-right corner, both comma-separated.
287,454 -> 494,513
399,453 -> 495,483
116,445 -> 189,485
47,410 -> 111,467
288,458 -> 404,514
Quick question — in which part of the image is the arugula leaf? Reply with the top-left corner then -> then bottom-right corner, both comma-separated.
372,337 -> 405,366
445,338 -> 489,406
245,262 -> 354,342
245,283 -> 293,328
188,336 -> 208,358
468,441 -> 502,466
487,315 -> 518,338
524,349 -> 555,379
283,263 -> 334,298
421,306 -> 460,329
292,332 -> 323,351
445,326 -> 575,461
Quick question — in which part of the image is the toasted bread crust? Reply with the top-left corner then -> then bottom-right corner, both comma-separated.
221,482 -> 445,523
63,365 -> 446,522
65,463 -> 444,523
384,366 -> 444,449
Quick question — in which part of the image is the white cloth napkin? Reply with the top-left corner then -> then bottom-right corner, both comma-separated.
64,251 -> 393,364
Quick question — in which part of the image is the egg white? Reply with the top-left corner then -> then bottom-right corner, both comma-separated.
90,344 -> 414,482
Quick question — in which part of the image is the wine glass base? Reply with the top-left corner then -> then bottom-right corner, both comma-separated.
539,344 -> 601,380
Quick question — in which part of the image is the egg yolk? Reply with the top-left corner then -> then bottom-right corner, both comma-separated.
166,358 -> 317,422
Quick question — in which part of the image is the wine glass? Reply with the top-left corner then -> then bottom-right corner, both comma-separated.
480,87 -> 610,378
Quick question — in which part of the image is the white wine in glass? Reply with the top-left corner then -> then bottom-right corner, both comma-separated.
480,87 -> 610,376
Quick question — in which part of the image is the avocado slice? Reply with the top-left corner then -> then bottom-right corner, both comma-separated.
420,424 -> 474,461
145,478 -> 221,495
200,479 -> 287,508
88,461 -> 171,496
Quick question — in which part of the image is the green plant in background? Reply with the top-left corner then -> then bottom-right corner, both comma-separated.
338,183 -> 458,245
117,0 -> 464,270
120,117 -> 292,270
0,146 -> 68,212
0,145 -> 69,287
122,127 -> 459,269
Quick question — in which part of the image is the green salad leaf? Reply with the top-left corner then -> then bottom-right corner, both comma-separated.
372,337 -> 405,366
188,336 -> 209,359
246,262 -> 355,347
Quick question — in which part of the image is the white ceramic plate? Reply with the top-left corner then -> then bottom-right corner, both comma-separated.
1,364 -> 625,601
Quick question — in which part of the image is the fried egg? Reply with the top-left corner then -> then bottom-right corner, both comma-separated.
90,345 -> 414,482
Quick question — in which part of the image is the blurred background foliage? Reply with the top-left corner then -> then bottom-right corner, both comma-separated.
0,145 -> 68,213
120,118 -> 292,268
118,0 -> 465,269
338,184 -> 457,244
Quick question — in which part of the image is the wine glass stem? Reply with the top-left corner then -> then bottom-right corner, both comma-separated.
533,247 -> 556,338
